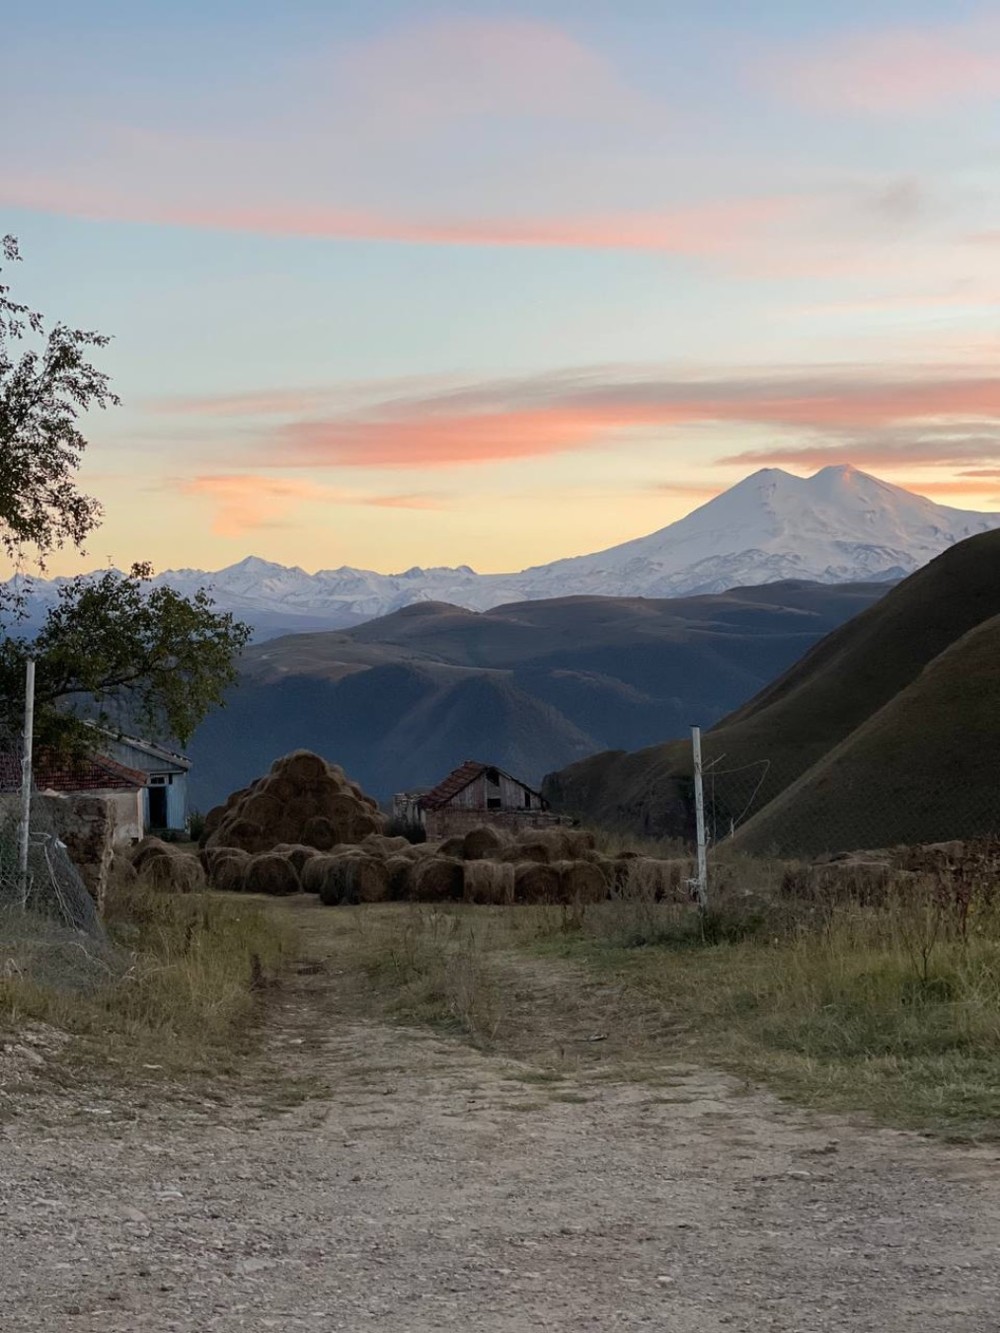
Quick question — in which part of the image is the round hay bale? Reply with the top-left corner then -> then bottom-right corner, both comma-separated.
274,750 -> 331,785
300,854 -> 333,895
199,803 -> 227,847
313,853 -> 388,906
362,833 -> 412,858
129,836 -> 174,870
201,844 -> 248,875
207,848 -> 251,891
209,817 -> 270,854
385,855 -> 415,900
462,825 -> 511,861
237,791 -> 284,827
243,852 -> 300,897
584,853 -> 618,890
555,859 -> 606,905
144,851 -> 206,894
301,815 -> 338,851
561,828 -> 597,856
270,842 -> 320,874
410,857 -> 464,903
463,860 -> 516,905
514,862 -> 560,903
509,839 -> 555,865
438,835 -> 467,860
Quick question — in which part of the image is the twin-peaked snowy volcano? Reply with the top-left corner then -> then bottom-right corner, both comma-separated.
8,467 -> 1000,636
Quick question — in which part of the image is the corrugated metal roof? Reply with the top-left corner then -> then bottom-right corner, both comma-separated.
418,760 -> 545,811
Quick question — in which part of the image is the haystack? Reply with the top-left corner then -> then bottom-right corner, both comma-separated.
213,851 -> 251,894
130,836 -> 175,872
553,859 -> 606,905
385,855 -> 416,900
204,750 -> 384,855
409,857 -> 464,902
462,825 -> 511,861
314,853 -> 390,906
463,859 -> 515,905
271,843 -> 320,874
514,862 -> 560,903
242,852 -> 300,897
133,843 -> 206,893
362,833 -> 413,857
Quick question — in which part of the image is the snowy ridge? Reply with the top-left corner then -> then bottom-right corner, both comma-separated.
7,467 -> 1000,636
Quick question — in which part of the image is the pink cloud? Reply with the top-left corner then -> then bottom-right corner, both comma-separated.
0,177 -> 797,256
338,17 -> 650,125
179,474 -> 444,535
262,370 -> 1000,469
768,19 -> 1000,113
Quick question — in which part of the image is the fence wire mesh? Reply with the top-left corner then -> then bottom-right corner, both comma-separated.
0,721 -> 105,937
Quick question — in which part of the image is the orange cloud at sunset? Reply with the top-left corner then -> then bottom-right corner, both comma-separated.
179,475 -> 443,536
244,369 -> 1000,471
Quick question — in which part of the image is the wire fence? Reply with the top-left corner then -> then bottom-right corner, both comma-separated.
0,719 -> 105,937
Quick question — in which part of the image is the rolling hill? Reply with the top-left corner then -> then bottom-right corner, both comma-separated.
543,530 -> 1000,853
185,580 -> 886,810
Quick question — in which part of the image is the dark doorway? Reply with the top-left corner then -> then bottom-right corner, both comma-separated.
148,785 -> 168,829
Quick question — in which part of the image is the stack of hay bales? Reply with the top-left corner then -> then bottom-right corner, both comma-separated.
200,751 -> 385,894
130,837 -> 206,893
304,823 -> 617,908
204,751 -> 383,856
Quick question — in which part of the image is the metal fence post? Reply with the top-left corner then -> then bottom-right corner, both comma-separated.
691,724 -> 708,910
17,658 -> 35,908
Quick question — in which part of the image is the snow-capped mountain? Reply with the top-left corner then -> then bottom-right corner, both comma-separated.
7,467 -> 1000,637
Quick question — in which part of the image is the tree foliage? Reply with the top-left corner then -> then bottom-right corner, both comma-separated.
0,563 -> 252,747
1,234 -> 114,565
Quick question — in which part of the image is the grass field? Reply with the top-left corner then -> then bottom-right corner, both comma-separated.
324,854 -> 1000,1140
0,878 -> 293,1075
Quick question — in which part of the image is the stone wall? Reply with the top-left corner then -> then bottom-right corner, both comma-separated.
424,807 -> 570,840
0,792 -> 116,913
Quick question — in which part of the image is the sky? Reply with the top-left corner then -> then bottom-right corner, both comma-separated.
3,0 -> 1000,578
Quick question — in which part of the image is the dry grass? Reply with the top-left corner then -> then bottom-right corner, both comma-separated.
0,875 -> 293,1074
319,853 -> 1000,1138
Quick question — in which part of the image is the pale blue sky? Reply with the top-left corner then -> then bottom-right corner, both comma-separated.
3,2 -> 999,575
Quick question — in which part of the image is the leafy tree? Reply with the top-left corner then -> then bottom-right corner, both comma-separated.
0,240 -> 251,750
0,563 -> 252,747
1,234 -> 114,565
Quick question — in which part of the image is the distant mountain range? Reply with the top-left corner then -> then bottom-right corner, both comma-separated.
6,466 -> 998,638
184,580 -> 887,810
544,530 -> 1000,856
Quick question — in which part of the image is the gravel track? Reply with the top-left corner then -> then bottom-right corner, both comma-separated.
2,913 -> 1000,1332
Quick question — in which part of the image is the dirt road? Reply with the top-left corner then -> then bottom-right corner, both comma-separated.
3,903 -> 1000,1332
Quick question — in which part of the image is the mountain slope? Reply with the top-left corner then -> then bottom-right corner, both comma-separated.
731,613 -> 1000,855
543,530 -> 1000,839
185,580 -> 887,809
8,467 -> 997,636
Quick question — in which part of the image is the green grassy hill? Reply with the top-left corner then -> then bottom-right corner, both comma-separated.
732,612 -> 1000,855
544,530 -> 1000,844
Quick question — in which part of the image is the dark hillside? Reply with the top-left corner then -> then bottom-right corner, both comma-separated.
187,581 -> 886,810
544,531 -> 1000,837
733,613 -> 1000,855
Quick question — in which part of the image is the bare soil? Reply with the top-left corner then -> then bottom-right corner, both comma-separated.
2,899 -> 1000,1332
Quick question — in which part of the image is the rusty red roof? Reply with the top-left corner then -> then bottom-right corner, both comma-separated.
418,760 -> 546,811
30,750 -> 148,795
